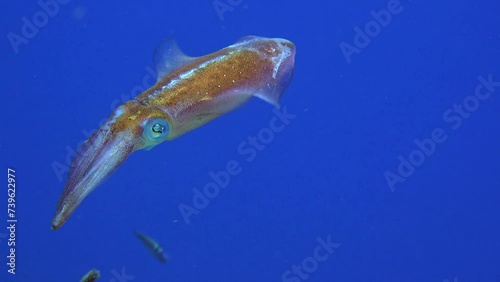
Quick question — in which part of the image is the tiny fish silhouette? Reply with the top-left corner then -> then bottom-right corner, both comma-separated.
135,231 -> 168,263
80,268 -> 100,282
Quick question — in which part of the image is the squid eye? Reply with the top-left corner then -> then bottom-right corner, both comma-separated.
142,118 -> 170,143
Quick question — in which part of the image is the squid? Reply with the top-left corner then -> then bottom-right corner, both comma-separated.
52,36 -> 296,230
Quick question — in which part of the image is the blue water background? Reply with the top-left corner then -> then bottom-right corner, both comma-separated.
1,0 -> 500,281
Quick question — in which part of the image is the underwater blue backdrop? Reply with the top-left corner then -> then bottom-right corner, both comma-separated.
2,0 -> 500,281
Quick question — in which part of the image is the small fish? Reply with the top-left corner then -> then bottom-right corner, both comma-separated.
80,268 -> 100,282
135,231 -> 168,263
